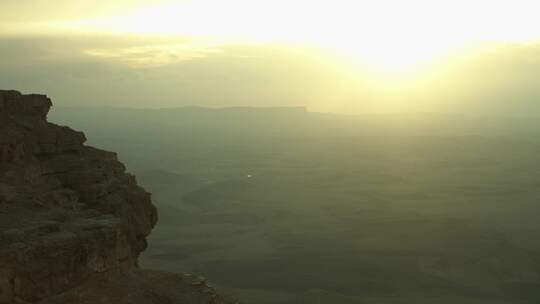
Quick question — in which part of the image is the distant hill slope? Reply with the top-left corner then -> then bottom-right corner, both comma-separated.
136,169 -> 204,188
47,102 -> 540,304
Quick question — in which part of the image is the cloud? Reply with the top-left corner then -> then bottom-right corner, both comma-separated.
1,33 -> 540,116
0,34 -> 331,108
0,34 -> 222,66
84,42 -> 223,67
0,0 -> 156,22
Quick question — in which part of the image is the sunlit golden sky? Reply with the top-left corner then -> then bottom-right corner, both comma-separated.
1,0 -> 540,114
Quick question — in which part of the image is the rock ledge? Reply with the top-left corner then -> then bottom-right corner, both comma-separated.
0,91 -> 235,304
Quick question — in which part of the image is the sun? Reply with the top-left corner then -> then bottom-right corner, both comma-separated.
49,0 -> 540,74
320,35 -> 465,75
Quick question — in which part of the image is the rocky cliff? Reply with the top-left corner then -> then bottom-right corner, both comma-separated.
0,91 -> 235,304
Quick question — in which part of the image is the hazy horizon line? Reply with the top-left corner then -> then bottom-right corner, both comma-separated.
50,104 -> 540,120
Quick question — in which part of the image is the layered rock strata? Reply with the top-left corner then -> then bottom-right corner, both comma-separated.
0,91 -> 235,304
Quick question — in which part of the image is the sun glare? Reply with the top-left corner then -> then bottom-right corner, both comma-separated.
49,0 -> 540,74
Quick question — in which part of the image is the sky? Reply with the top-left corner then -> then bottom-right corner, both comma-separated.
1,0 -> 540,115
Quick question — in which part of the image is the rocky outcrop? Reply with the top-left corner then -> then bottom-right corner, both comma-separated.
0,91 -> 235,303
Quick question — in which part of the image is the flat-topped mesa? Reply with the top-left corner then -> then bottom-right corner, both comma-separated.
0,91 -> 158,303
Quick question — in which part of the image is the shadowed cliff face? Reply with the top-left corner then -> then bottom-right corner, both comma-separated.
0,90 -> 159,302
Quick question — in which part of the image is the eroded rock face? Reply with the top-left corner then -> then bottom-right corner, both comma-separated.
0,91 -> 158,303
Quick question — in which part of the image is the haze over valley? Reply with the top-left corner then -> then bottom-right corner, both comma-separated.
51,107 -> 540,303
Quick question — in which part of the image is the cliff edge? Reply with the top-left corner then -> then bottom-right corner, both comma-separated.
0,91 -> 235,304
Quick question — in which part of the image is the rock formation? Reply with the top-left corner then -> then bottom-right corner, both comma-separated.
0,91 -> 235,304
